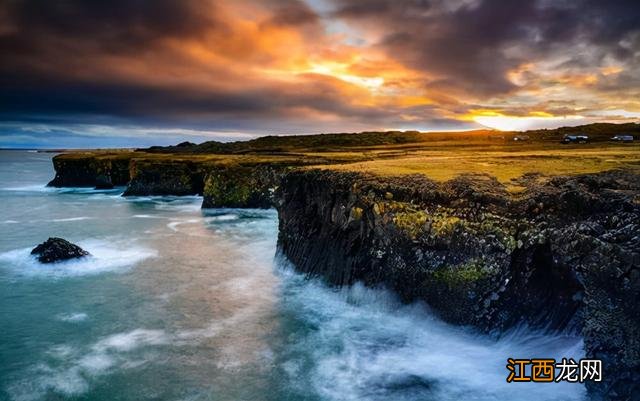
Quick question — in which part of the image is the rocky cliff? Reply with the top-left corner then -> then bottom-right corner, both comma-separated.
47,152 -> 333,206
122,159 -> 207,196
48,154 -> 132,188
48,153 -> 292,207
47,150 -> 640,398
202,165 -> 287,208
276,169 -> 640,400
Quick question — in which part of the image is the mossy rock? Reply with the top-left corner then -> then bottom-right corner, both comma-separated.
202,166 -> 281,208
432,259 -> 494,287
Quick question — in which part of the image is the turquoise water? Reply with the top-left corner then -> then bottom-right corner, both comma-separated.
0,150 -> 586,401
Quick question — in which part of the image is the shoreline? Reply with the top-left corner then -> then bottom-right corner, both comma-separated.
40,127 -> 640,399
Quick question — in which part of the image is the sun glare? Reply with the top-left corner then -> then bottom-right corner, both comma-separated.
473,114 -> 585,131
308,62 -> 384,90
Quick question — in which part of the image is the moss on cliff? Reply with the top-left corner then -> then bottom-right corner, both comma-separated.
123,160 -> 206,196
432,259 -> 493,287
48,153 -> 134,188
393,209 -> 429,239
276,168 -> 640,400
202,166 -> 284,208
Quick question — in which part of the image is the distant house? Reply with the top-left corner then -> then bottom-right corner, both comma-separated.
611,135 -> 634,143
561,134 -> 589,144
513,135 -> 530,142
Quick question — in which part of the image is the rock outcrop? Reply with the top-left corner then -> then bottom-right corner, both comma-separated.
31,237 -> 90,263
45,148 -> 640,398
276,169 -> 640,400
122,159 -> 206,196
48,154 -> 131,189
48,153 -> 305,205
202,165 -> 287,208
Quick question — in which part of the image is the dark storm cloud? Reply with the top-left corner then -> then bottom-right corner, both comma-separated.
0,0 -> 639,145
332,0 -> 640,96
0,0 -> 217,53
0,0 -> 354,128
0,69 -> 399,128
265,1 -> 320,26
0,0 -> 222,122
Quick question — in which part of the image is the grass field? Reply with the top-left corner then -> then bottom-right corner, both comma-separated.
319,142 -> 640,186
54,123 -> 640,186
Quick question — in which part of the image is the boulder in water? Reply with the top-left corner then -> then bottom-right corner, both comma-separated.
31,237 -> 90,263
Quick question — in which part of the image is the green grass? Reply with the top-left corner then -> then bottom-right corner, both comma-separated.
141,122 -> 640,154
54,123 -> 640,184
320,142 -> 640,185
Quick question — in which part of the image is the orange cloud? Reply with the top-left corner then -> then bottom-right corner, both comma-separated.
1,0 -> 639,140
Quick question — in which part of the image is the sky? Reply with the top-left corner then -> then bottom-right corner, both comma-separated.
1,0 -> 640,148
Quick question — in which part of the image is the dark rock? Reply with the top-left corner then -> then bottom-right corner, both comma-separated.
122,160 -> 205,196
47,155 -> 131,188
202,165 -> 285,208
94,174 -> 114,189
276,169 -> 640,400
31,237 -> 90,263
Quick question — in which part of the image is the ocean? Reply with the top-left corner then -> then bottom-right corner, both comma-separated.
0,150 -> 586,401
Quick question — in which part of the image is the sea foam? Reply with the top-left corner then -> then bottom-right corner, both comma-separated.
57,312 -> 89,322
276,264 -> 587,401
0,239 -> 156,278
6,328 -> 170,401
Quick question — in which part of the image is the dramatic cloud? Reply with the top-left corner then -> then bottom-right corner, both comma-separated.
0,0 -> 639,146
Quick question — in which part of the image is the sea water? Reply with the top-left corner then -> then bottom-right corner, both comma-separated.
0,150 -> 586,401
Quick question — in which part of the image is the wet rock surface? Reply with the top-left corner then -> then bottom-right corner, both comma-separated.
122,160 -> 206,196
47,155 -> 131,188
31,237 -> 90,263
46,151 -> 640,398
276,169 -> 640,400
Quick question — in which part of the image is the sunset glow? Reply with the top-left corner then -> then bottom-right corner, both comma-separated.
307,62 -> 385,91
1,0 -> 639,146
473,114 -> 586,131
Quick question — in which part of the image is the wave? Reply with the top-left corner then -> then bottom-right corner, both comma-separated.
5,319 -> 231,401
204,213 -> 239,222
0,184 -> 56,192
3,217 -> 93,225
5,328 -> 170,401
166,218 -> 202,232
124,195 -> 201,206
131,214 -> 166,219
275,262 -> 587,401
48,217 -> 92,222
57,313 -> 89,323
0,185 -> 123,195
0,239 -> 156,279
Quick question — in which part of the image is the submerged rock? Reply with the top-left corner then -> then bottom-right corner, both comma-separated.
31,237 -> 89,263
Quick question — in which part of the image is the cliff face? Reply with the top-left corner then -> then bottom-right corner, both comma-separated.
47,151 -> 640,397
202,165 -> 286,208
48,154 -> 286,206
276,169 -> 640,399
122,159 -> 206,196
48,154 -> 131,188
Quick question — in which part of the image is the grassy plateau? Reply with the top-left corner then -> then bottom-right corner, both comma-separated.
54,123 -> 640,187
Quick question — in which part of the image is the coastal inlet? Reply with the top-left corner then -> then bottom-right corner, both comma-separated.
41,129 -> 640,399
0,150 -> 590,400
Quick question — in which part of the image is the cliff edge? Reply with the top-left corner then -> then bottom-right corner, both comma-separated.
276,169 -> 640,399
45,128 -> 640,399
